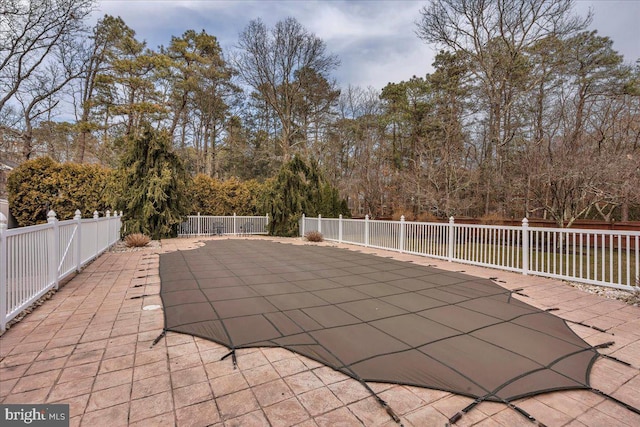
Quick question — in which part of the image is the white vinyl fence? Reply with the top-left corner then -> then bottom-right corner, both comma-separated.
0,210 -> 123,332
178,214 -> 269,237
302,214 -> 640,292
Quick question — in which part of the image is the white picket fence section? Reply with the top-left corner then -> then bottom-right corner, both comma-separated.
301,214 -> 640,292
178,213 -> 269,237
0,209 -> 123,332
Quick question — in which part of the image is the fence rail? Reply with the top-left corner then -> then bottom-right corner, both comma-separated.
302,214 -> 640,291
178,214 -> 269,237
1,210 -> 123,332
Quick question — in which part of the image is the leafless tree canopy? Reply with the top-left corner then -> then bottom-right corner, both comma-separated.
0,0 -> 94,158
235,17 -> 340,161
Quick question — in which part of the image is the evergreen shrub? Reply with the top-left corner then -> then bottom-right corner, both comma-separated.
113,125 -> 191,239
190,175 -> 269,216
266,156 -> 350,237
7,157 -> 113,226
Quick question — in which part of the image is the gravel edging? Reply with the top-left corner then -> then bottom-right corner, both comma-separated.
569,281 -> 640,306
108,239 -> 161,252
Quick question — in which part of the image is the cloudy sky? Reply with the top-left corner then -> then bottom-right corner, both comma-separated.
95,0 -> 640,91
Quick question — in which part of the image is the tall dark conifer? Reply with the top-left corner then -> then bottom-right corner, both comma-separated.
115,124 -> 190,238
267,156 -> 349,236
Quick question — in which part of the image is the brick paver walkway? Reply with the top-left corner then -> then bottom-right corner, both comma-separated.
1,236 -> 639,426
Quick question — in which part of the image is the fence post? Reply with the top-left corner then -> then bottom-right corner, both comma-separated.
447,216 -> 455,262
48,210 -> 60,290
93,211 -> 99,257
522,218 -> 529,276
399,215 -> 405,253
112,210 -> 118,244
110,209 -> 117,245
265,213 -> 269,233
74,210 -> 82,272
233,213 -> 237,235
0,212 -> 7,332
301,214 -> 305,237
338,214 -> 343,243
318,214 -> 322,234
365,215 -> 370,247
106,209 -> 112,246
197,212 -> 201,236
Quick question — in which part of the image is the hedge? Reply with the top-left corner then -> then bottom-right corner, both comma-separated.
7,157 -> 114,226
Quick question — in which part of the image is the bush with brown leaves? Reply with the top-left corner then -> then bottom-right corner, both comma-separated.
304,230 -> 324,242
124,233 -> 151,248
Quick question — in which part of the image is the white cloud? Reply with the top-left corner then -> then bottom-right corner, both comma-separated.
94,0 -> 639,92
575,0 -> 640,64
301,1 -> 418,40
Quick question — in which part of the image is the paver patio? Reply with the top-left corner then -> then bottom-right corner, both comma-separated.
1,235 -> 639,427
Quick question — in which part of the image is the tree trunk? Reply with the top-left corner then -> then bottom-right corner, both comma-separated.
21,133 -> 34,160
621,200 -> 629,222
75,131 -> 88,163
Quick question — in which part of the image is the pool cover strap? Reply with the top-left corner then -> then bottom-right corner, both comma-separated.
151,329 -> 166,347
592,388 -> 640,416
545,308 -> 612,334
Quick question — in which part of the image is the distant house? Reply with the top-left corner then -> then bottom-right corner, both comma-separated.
0,198 -> 17,228
0,155 -> 20,227
0,156 -> 19,199
0,198 -> 8,221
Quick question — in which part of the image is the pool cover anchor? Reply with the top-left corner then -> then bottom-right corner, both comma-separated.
129,294 -> 152,300
601,353 -> 633,367
447,395 -> 547,426
591,388 -> 640,416
379,397 -> 403,426
511,288 -> 529,297
507,400 -> 546,427
545,308 -> 613,334
221,349 -> 237,369
358,380 -> 404,426
150,329 -> 166,348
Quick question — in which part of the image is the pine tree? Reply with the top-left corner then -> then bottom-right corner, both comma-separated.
115,124 -> 190,239
267,156 -> 349,236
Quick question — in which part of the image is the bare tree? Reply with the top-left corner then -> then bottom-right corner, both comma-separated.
16,52 -> 82,159
416,0 -> 590,214
235,17 -> 339,161
0,0 -> 94,159
326,86 -> 393,217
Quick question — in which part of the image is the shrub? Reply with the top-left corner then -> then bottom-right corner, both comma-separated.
113,125 -> 191,239
305,231 -> 324,242
480,212 -> 507,225
392,208 -> 415,221
266,156 -> 349,237
124,233 -> 151,247
7,157 -> 113,226
189,175 -> 269,216
416,211 -> 439,223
